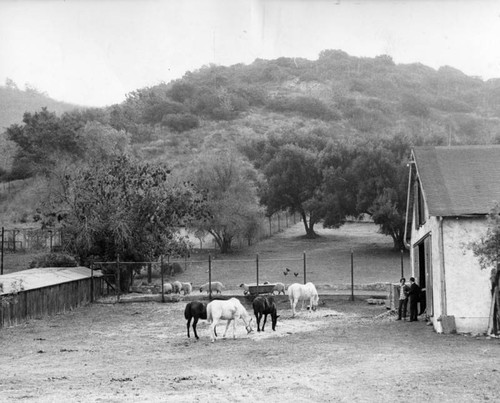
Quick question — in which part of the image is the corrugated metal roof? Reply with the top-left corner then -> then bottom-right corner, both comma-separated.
0,267 -> 103,295
413,145 -> 500,216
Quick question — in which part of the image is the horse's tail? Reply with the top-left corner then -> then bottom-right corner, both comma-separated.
184,302 -> 191,320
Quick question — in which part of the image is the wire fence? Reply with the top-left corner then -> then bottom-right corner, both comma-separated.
91,253 -> 309,301
89,248 -> 398,304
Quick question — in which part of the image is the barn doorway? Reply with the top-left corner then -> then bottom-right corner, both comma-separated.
414,235 -> 433,316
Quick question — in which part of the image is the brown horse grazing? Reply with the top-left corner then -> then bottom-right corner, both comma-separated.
184,301 -> 207,340
252,296 -> 279,332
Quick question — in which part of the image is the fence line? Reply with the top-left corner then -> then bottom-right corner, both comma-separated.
0,227 -> 62,253
91,252 -> 311,301
0,212 -> 296,255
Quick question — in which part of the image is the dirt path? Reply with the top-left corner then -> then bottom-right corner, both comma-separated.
1,297 -> 499,402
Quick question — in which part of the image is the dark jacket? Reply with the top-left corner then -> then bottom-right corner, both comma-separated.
408,282 -> 420,300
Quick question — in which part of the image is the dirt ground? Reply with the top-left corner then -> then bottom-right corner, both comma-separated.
1,296 -> 499,402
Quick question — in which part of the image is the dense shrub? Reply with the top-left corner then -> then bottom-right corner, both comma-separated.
30,253 -> 79,268
267,96 -> 339,121
161,113 -> 200,132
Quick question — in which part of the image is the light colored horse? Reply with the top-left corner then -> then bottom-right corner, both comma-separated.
206,298 -> 253,342
288,282 -> 319,317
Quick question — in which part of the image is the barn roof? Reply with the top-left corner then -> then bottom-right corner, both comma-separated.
413,145 -> 500,217
0,267 -> 102,295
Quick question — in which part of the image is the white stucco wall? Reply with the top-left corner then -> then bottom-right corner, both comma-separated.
410,206 -> 492,333
441,218 -> 492,334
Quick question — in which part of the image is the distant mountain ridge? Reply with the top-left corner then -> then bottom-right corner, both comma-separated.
0,85 -> 78,130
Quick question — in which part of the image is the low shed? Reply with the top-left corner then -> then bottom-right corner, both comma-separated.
0,267 -> 104,328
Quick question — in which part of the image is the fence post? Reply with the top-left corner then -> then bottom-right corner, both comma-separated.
269,216 -> 272,237
208,254 -> 212,300
161,255 -> 165,303
256,253 -> 259,294
1,227 -> 4,275
278,213 -> 281,232
147,263 -> 152,284
350,248 -> 354,301
90,264 -> 94,303
303,252 -> 307,284
116,255 -> 121,302
48,230 -> 53,252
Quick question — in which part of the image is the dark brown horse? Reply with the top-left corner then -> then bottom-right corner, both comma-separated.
184,301 -> 207,340
252,296 -> 279,332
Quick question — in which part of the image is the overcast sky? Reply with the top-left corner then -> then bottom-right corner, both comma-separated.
1,0 -> 500,107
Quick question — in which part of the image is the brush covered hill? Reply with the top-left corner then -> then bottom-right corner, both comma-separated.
107,50 -> 500,167
2,50 -> 500,225
3,50 -> 500,170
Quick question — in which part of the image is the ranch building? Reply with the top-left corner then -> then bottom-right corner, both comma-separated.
406,145 -> 500,334
0,266 -> 104,328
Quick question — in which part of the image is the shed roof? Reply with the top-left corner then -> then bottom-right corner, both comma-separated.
0,267 -> 102,295
413,145 -> 500,217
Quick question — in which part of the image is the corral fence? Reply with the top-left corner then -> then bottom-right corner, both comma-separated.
90,250 -> 387,303
92,254 -> 308,302
0,211 -> 296,259
0,226 -> 63,253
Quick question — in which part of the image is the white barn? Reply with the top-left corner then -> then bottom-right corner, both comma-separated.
407,145 -> 500,334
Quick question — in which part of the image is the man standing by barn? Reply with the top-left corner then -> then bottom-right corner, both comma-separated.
408,277 -> 421,322
397,277 -> 410,321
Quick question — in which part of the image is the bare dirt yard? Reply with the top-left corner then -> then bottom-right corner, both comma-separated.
1,297 -> 499,402
1,223 -> 499,402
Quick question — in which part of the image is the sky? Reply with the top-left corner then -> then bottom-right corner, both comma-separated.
1,0 -> 500,107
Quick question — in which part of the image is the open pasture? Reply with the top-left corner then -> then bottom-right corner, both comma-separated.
155,222 -> 410,294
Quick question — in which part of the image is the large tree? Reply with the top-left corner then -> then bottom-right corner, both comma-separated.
39,156 -> 207,264
187,150 -> 263,253
262,144 -> 324,237
348,136 -> 411,250
6,108 -> 83,177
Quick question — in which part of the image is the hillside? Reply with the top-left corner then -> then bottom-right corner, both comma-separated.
0,85 -> 78,130
2,50 -> 500,228
112,50 -> 500,168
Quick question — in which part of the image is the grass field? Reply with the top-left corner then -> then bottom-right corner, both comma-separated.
168,221 -> 410,291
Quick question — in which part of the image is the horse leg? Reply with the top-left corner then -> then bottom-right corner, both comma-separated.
256,313 -> 262,332
210,321 -> 217,343
262,313 -> 268,331
232,317 -> 237,339
223,319 -> 231,338
193,317 -> 199,340
186,317 -> 191,338
291,299 -> 298,317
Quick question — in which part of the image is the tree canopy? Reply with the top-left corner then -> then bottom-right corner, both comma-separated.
38,156 -> 207,264
187,150 -> 263,253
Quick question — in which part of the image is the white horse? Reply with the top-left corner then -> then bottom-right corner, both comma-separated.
288,282 -> 319,317
206,298 -> 253,342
